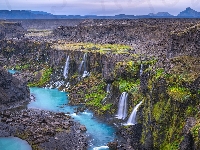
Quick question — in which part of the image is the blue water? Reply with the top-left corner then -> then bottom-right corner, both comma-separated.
28,87 -> 116,150
8,69 -> 18,74
0,137 -> 32,150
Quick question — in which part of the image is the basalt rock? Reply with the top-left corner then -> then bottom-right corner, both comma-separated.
0,109 -> 87,150
0,21 -> 26,39
0,67 -> 30,111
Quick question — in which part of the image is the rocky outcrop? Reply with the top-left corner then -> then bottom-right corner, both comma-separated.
53,19 -> 200,57
0,109 -> 87,150
0,67 -> 30,111
169,24 -> 200,57
0,21 -> 26,39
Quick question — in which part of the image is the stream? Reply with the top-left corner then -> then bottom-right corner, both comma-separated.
28,87 -> 116,150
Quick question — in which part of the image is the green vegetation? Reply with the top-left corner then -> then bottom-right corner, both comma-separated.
14,64 -> 30,70
118,78 -> 140,93
167,86 -> 191,102
52,42 -> 133,53
84,76 -> 112,114
191,121 -> 200,149
28,67 -> 52,87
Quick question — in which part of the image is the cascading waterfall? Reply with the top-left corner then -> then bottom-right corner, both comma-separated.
116,92 -> 128,120
81,53 -> 90,78
125,101 -> 143,125
63,56 -> 70,79
106,83 -> 111,93
140,64 -> 143,76
101,84 -> 112,104
78,60 -> 84,74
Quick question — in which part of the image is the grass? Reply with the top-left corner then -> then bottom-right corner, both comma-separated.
167,86 -> 191,102
51,42 -> 133,53
28,67 -> 52,87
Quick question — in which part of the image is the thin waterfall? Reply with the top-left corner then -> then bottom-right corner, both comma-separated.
78,53 -> 90,78
106,83 -> 111,93
78,61 -> 84,74
101,84 -> 112,104
83,53 -> 87,72
140,64 -> 143,76
63,56 -> 70,79
125,101 -> 143,125
116,92 -> 128,120
82,53 -> 90,78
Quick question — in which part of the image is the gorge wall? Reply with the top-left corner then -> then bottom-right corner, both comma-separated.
0,67 -> 30,111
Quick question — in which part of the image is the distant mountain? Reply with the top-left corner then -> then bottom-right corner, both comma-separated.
0,8 -> 200,19
148,12 -> 173,17
0,10 -> 55,19
177,7 -> 200,18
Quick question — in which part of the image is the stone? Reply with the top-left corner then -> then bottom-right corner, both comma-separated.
79,125 -> 87,132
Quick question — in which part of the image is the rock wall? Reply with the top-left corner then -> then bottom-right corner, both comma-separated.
0,67 -> 30,111
0,21 -> 26,39
169,24 -> 200,57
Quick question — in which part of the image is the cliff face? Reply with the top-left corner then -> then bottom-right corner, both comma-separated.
0,21 -> 26,39
0,67 -> 30,111
169,24 -> 200,57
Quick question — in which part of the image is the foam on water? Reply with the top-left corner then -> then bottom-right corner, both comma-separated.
93,146 -> 109,150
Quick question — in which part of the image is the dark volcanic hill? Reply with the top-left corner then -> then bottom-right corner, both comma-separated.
178,7 -> 200,18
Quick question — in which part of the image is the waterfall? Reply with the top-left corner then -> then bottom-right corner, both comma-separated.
140,64 -> 143,76
101,84 -> 112,104
79,53 -> 89,78
83,53 -> 87,71
106,84 -> 111,93
78,60 -> 84,74
63,56 -> 70,79
116,92 -> 128,120
126,101 -> 143,125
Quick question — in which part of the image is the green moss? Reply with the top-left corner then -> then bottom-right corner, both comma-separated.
155,68 -> 165,79
191,122 -> 200,148
118,78 -> 140,93
85,79 -> 112,114
28,67 -> 52,87
185,106 -> 198,116
52,42 -> 133,53
13,63 -> 30,71
167,86 -> 191,102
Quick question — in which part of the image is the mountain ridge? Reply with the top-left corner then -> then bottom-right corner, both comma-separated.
0,7 -> 200,19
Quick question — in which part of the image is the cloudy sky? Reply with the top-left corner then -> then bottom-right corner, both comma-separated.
0,0 -> 200,16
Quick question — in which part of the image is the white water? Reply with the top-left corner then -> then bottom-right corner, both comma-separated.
79,53 -> 90,78
125,101 -> 143,125
83,53 -> 87,71
82,70 -> 90,78
63,56 -> 70,79
93,146 -> 109,150
116,92 -> 128,120
78,60 -> 84,74
106,84 -> 111,93
140,64 -> 143,76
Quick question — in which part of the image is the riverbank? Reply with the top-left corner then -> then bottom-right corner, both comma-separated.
0,109 -> 87,150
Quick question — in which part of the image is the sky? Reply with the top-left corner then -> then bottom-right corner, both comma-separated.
0,0 -> 200,16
